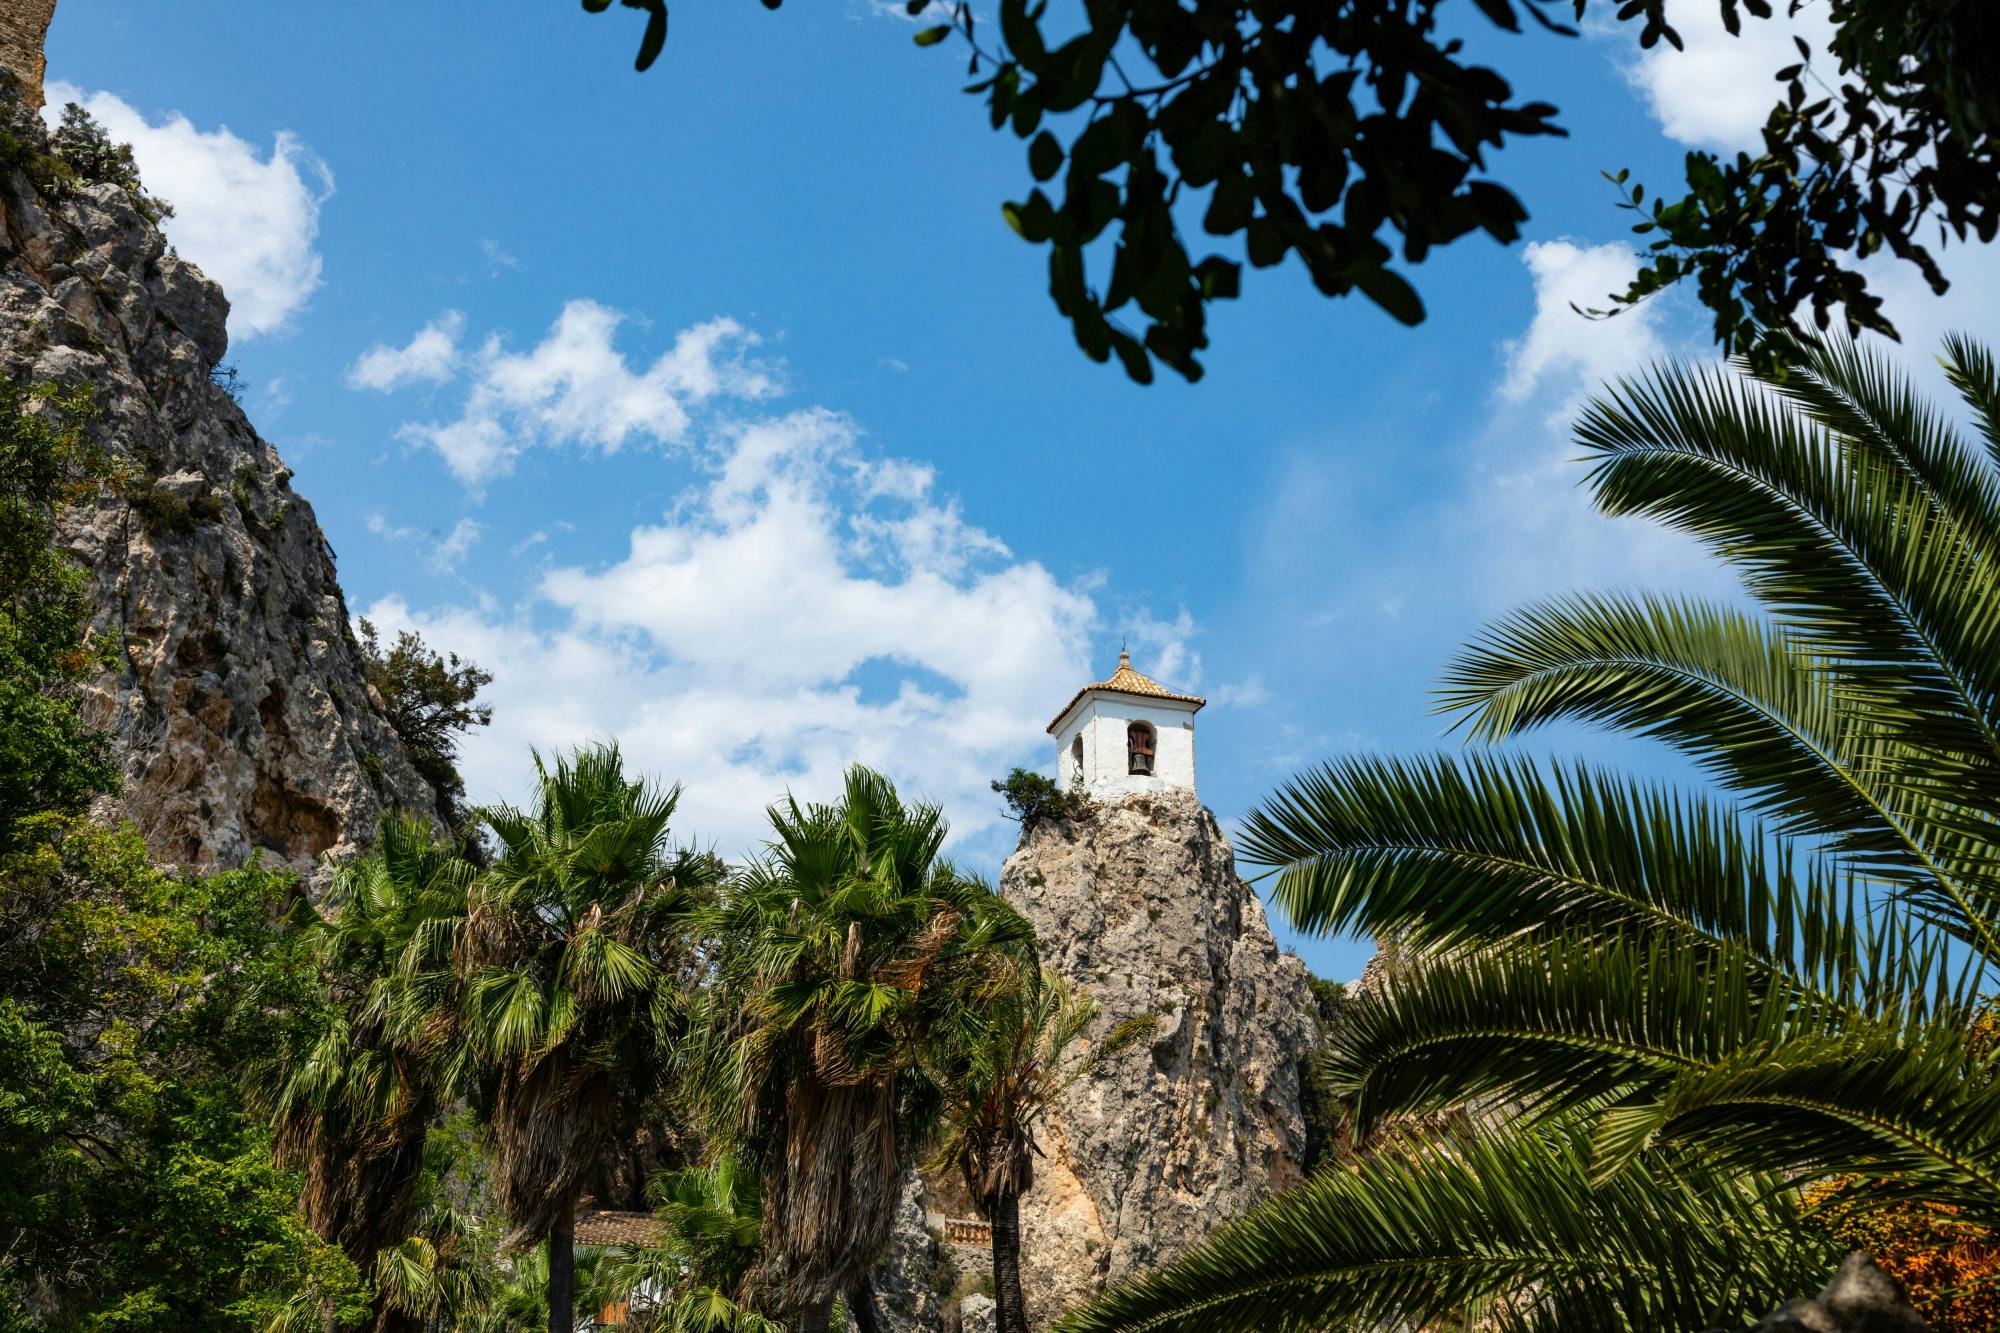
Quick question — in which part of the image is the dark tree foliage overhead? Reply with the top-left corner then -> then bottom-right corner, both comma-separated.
1602,0 -> 2000,365
577,0 -> 1996,382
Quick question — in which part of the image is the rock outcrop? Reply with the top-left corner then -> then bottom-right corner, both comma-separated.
0,0 -> 56,110
998,788 -> 1321,1328
1,90 -> 437,876
869,1169 -> 950,1333
1737,1253 -> 1930,1333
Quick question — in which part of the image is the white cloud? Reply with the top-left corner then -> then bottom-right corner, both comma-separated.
1501,240 -> 1663,406
1474,238 -> 1722,601
391,302 -> 779,484
44,83 -> 333,340
480,238 -> 522,272
348,312 -> 465,391
433,518 -> 484,570
1124,607 -> 1202,690
1612,0 -> 1835,150
1209,675 -> 1269,709
368,511 -> 486,573
365,384 -> 1110,859
258,375 -> 292,420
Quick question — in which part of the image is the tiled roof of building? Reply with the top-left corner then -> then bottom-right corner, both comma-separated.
574,1209 -> 662,1250
1046,652 -> 1207,733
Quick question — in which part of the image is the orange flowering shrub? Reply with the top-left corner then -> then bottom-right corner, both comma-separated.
1798,1010 -> 2000,1329
1803,1180 -> 2000,1332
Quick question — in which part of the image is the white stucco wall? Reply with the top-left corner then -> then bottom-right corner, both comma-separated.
1051,694 -> 1198,798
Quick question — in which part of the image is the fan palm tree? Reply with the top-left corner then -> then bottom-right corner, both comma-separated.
924,967 -> 1156,1333
1058,332 -> 2000,1332
464,1243 -> 608,1333
371,1196 -> 501,1331
256,814 -> 472,1332
706,765 -> 1032,1333
588,1156 -> 784,1333
464,743 -> 721,1333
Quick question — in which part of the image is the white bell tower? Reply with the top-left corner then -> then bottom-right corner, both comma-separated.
1047,652 -> 1205,799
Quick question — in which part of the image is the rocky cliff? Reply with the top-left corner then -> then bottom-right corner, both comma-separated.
1,88 -> 436,876
998,788 -> 1322,1328
0,0 -> 54,111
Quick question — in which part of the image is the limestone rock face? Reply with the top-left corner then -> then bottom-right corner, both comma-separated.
870,1168 -> 948,1333
998,789 -> 1321,1328
0,0 -> 57,109
1,97 -> 437,876
956,1295 -> 996,1333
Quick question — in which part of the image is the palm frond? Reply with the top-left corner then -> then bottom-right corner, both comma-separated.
1438,592 -> 1955,856
1941,332 -> 2000,471
1053,1123 -> 1841,1333
1576,356 -> 2000,768
1767,329 -> 2000,551
1241,752 -> 1854,974
1626,1023 -> 2000,1223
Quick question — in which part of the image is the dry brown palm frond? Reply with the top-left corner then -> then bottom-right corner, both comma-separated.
812,1023 -> 860,1086
491,1047 -> 616,1249
288,1109 -> 431,1276
874,908 -> 962,990
841,920 -> 864,980
762,1072 -> 901,1308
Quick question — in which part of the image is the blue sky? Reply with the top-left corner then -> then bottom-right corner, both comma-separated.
45,1 -> 1995,981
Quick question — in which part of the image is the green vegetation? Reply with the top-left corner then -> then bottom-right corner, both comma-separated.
579,0 -> 1996,381
1058,332 -> 2000,1330
0,382 -> 114,843
466,744 -> 720,1333
699,767 -> 1034,1333
254,813 -> 472,1304
0,817 -> 371,1329
990,766 -> 1086,828
591,1157 -> 780,1333
0,82 -> 173,224
357,619 -> 495,837
44,103 -> 175,222
0,381 -> 369,1327
924,969 -> 1155,1333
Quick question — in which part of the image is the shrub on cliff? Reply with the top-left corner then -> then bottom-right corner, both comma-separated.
991,768 -> 1086,828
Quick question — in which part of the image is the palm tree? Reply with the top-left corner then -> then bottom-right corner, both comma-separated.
371,1195 -> 500,1331
257,814 -> 472,1331
1058,333 -> 2000,1331
465,1244 -> 608,1333
707,765 -> 1032,1333
588,1156 -> 784,1333
464,743 -> 720,1333
924,968 -> 1155,1333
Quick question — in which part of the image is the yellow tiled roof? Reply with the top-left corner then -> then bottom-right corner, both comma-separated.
1046,652 -> 1207,733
